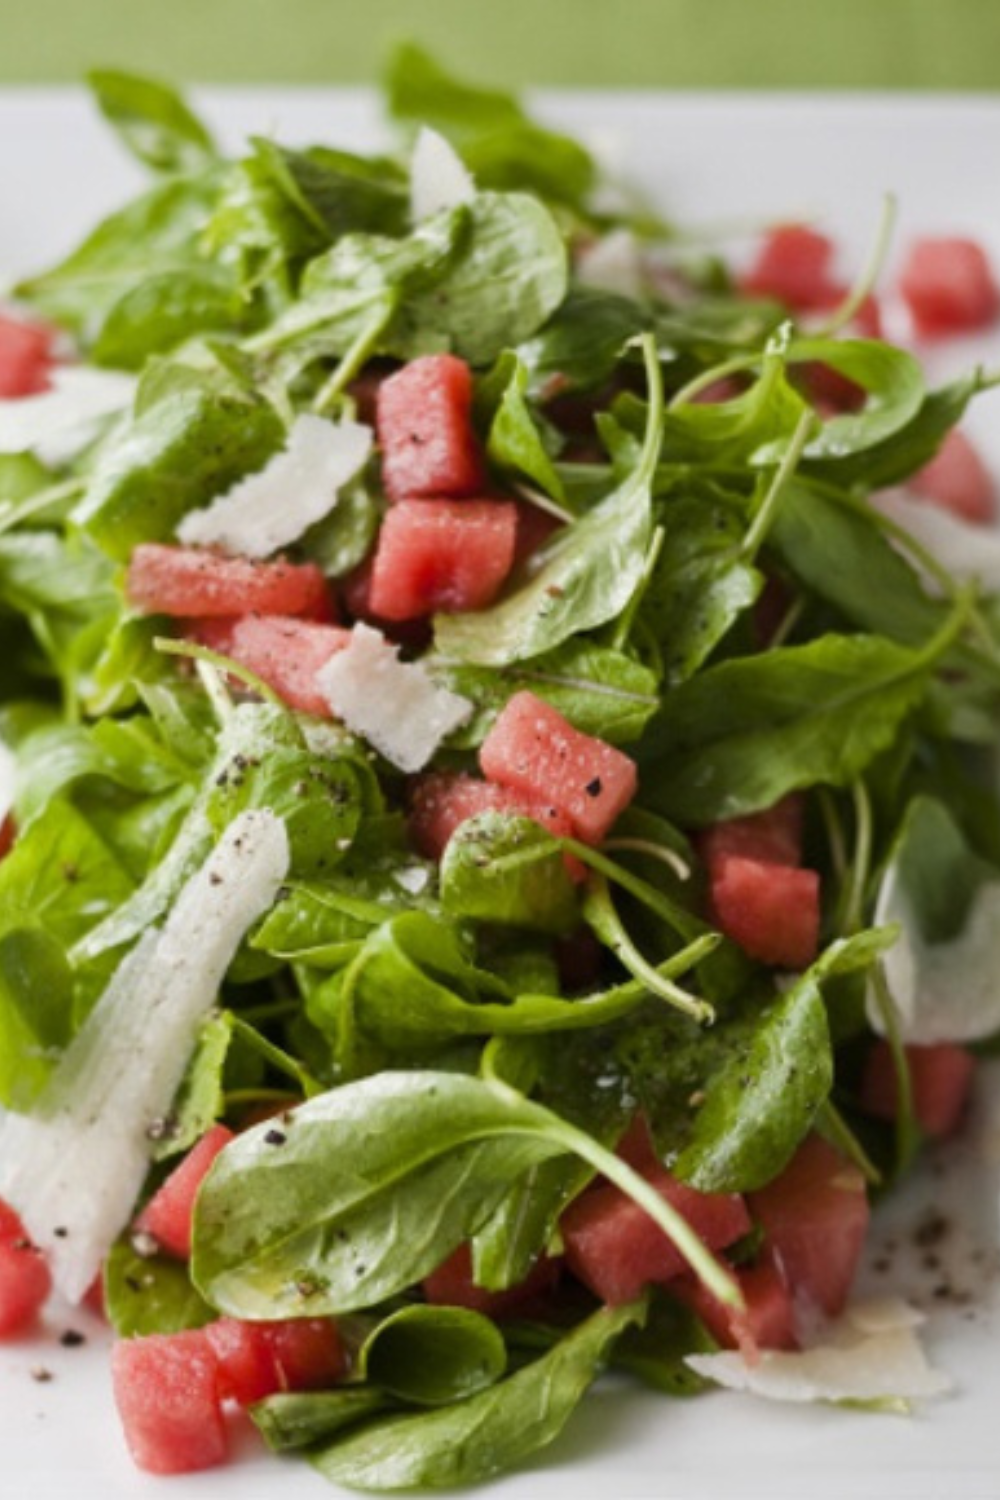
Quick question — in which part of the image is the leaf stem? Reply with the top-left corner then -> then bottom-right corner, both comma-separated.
584,876 -> 714,1025
311,303 -> 398,417
811,194 -> 897,339
155,635 -> 306,744
869,961 -> 921,1176
740,407 -> 815,559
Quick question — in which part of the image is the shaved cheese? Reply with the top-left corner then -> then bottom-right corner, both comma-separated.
176,413 -> 371,559
867,861 -> 1000,1043
873,488 -> 1000,594
0,809 -> 289,1302
410,126 -> 475,222
686,1299 -> 951,1405
0,731 -> 14,825
0,366 -> 134,458
576,229 -> 645,300
315,622 -> 473,773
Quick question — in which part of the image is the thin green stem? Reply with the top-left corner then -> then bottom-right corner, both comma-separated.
740,407 -> 815,560
842,779 -> 874,938
155,635 -> 306,744
0,478 -> 84,538
817,1099 -> 882,1188
869,962 -> 921,1175
610,525 -> 664,651
812,194 -> 897,338
311,304 -> 397,417
602,836 -> 691,882
668,351 -> 758,411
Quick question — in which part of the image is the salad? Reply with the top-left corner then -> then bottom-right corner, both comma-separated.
1,45 -> 999,1492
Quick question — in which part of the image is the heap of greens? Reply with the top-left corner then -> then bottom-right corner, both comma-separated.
2,43 -> 999,1490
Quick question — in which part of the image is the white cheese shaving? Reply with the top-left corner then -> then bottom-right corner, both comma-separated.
0,809 -> 289,1302
315,622 -> 473,773
872,488 -> 1000,595
867,861 -> 1000,1044
410,126 -> 476,222
176,413 -> 372,559
686,1299 -> 951,1405
0,731 -> 14,827
575,228 -> 645,300
0,366 -> 134,458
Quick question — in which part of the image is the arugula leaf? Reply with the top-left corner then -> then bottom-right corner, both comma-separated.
440,813 -> 580,935
434,335 -> 662,665
643,619 -> 963,826
355,1304 -> 508,1406
307,1299 -> 644,1491
74,359 -> 284,558
103,1238 -> 214,1337
15,173 -> 225,347
384,41 -> 596,210
87,70 -> 216,175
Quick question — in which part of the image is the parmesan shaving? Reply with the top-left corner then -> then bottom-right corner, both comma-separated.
315,622 -> 473,773
0,809 -> 289,1302
576,228 -> 645,300
0,366 -> 134,458
410,126 -> 476,222
867,861 -> 1000,1043
176,413 -> 371,559
686,1299 -> 951,1405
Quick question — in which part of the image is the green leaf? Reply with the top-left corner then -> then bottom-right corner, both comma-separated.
15,172 -> 224,345
644,623 -> 959,826
0,927 -> 75,1107
103,1238 -> 214,1336
356,1304 -> 508,1406
87,70 -> 216,175
252,1389 -> 392,1452
435,637 -> 660,747
434,335 -> 662,665
74,361 -> 284,559
440,813 -> 580,935
482,352 -> 566,499
385,41 -> 596,210
791,337 -> 926,458
308,1299 -> 643,1491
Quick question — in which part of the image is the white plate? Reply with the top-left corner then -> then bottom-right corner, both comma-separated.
1,88 -> 1000,1500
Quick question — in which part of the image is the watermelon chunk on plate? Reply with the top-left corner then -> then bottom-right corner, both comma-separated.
128,543 -> 332,620
367,498 -> 517,620
111,1329 -> 227,1475
376,353 -> 486,501
133,1124 -> 234,1261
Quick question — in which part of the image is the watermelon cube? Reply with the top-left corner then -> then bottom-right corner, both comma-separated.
739,225 -> 838,311
423,1243 -> 560,1320
376,354 -> 486,501
134,1124 -> 234,1260
898,236 -> 1000,337
860,1040 -> 976,1139
0,312 -> 55,398
367,498 -> 517,620
189,614 -> 351,717
128,544 -> 332,620
708,853 -> 820,970
204,1316 -> 345,1405
479,691 -> 637,844
674,1260 -> 798,1357
697,794 -> 804,871
911,428 -> 996,526
111,1330 -> 227,1475
749,1135 -> 868,1324
0,1197 -> 52,1336
560,1163 -> 750,1305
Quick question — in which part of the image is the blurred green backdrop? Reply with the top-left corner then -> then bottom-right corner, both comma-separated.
1,0 -> 999,88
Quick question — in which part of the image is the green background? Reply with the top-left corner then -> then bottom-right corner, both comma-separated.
1,0 -> 999,89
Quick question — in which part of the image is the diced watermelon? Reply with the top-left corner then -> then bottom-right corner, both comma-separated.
189,614 -> 352,717
698,794 -> 804,871
739,225 -> 838,311
0,312 -> 55,398
367,498 -> 517,620
911,428 -> 996,525
204,1316 -> 345,1405
860,1040 -> 976,1139
749,1135 -> 868,1324
898,236 -> 1000,337
0,815 -> 14,859
423,1243 -> 560,1320
127,543 -> 332,620
708,853 -> 820,970
111,1330 -> 227,1475
376,354 -> 486,501
513,499 -> 563,568
560,1163 -> 751,1306
674,1261 -> 798,1357
134,1124 -> 234,1261
408,771 -> 572,859
479,691 -> 637,845
0,1197 -> 52,1335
